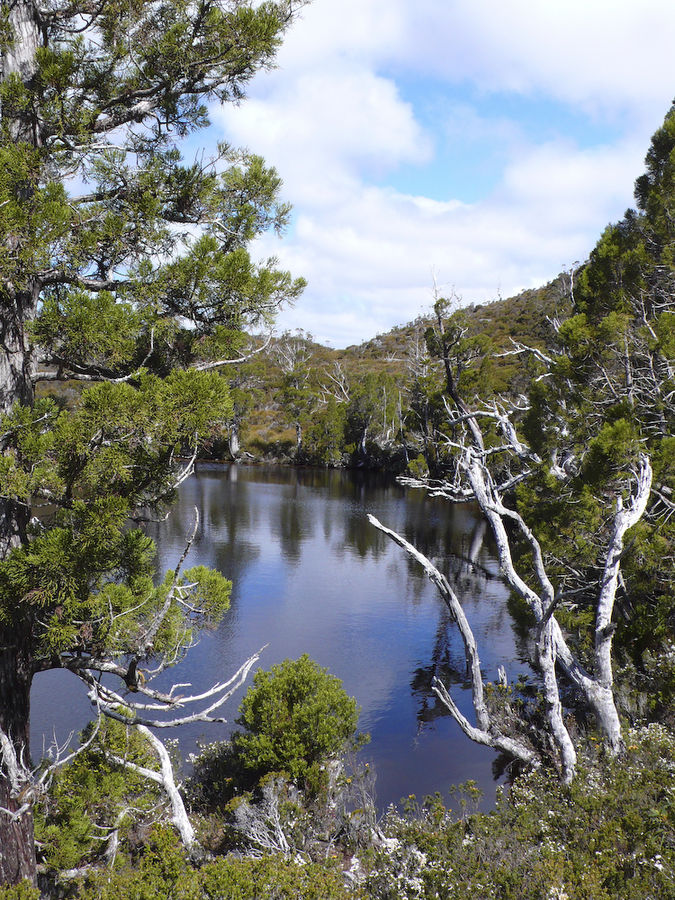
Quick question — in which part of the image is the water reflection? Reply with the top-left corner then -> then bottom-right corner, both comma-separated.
31,463 -> 530,811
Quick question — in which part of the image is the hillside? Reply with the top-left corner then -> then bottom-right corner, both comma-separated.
232,274 -> 572,464
345,274 -> 569,361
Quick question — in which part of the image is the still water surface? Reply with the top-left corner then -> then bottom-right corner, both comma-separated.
32,464 -> 530,810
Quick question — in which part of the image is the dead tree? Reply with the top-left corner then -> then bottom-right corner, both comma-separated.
370,295 -> 654,781
372,399 -> 651,781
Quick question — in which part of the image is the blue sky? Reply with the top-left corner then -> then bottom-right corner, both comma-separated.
212,0 -> 675,348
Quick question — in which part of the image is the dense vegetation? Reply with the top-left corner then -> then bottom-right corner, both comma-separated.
11,695 -> 675,899
0,0 -> 305,885
8,102 -> 671,896
219,277 -> 571,469
0,0 -> 673,892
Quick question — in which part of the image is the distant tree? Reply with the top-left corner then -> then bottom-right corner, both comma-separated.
0,0 -> 306,885
273,330 -> 317,452
344,372 -> 398,459
303,397 -> 347,466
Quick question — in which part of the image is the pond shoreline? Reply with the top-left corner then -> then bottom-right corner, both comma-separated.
32,465 -> 527,812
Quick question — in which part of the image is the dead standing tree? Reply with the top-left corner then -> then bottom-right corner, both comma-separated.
370,436 -> 651,782
370,299 -> 653,782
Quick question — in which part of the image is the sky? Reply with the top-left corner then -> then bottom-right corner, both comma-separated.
213,0 -> 675,349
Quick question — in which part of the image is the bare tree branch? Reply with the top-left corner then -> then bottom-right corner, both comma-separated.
368,514 -> 538,768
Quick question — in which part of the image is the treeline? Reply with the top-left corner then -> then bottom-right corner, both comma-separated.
218,277 -> 571,470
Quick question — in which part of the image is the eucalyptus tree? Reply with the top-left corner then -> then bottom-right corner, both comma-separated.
371,300 -> 653,783
0,0 -> 306,884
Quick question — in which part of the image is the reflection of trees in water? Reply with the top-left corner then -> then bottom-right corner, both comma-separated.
411,606 -> 467,727
194,472 -> 261,596
385,501 -> 491,606
276,481 -> 312,563
151,468 -> 530,723
340,512 -> 390,560
148,469 -> 261,607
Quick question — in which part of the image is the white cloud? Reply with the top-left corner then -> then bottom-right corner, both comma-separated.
217,63 -> 431,206
277,0 -> 675,121
408,0 -> 675,121
253,139 -> 646,346
210,0 -> 674,347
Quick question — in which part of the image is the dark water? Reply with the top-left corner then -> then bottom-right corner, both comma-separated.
31,464 -> 530,810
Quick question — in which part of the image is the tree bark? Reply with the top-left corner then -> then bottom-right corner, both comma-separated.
0,289 -> 37,414
0,3 -> 41,879
0,625 -> 36,886
229,422 -> 241,458
0,226 -> 39,888
0,297 -> 39,889
2,0 -> 40,142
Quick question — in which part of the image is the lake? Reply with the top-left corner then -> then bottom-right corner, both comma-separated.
31,464 -> 530,811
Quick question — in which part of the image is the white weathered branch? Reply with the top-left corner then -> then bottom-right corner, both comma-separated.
106,725 -> 195,849
368,514 -> 538,768
495,339 -> 556,366
231,776 -> 292,856
397,401 -> 652,776
0,713 -> 103,820
84,647 -> 265,729
192,332 -> 273,369
595,456 -> 652,679
431,678 -> 538,766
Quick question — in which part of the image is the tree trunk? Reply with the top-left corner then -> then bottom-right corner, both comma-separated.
0,627 -> 37,886
0,247 -> 40,887
1,0 -> 41,144
229,422 -> 240,458
0,304 -> 38,884
0,288 -> 37,556
537,621 -> 577,782
0,290 -> 37,416
0,1 -> 41,875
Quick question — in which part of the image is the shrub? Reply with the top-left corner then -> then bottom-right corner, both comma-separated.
35,718 -> 164,873
232,654 -> 361,784
79,825 -> 356,899
365,725 -> 675,899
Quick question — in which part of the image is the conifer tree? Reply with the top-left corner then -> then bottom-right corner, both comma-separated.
0,0 -> 305,884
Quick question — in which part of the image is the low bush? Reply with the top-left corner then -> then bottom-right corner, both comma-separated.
365,724 -> 675,899
232,654 -> 362,786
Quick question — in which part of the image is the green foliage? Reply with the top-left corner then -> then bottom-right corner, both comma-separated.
35,719 -> 163,873
233,655 -> 361,784
30,292 -> 145,374
197,854 -> 355,900
303,398 -> 348,466
0,0 -> 308,882
512,104 -> 675,678
79,823 -> 355,899
30,726 -> 675,898
0,885 -> 39,900
366,725 -> 675,899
